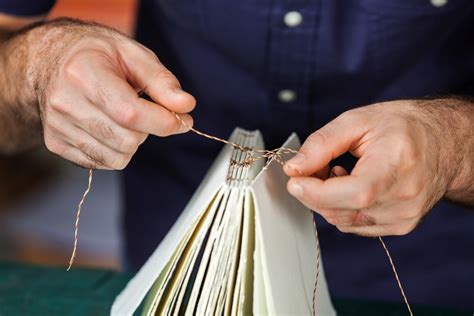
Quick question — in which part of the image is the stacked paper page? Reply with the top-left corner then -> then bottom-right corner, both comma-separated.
112,128 -> 336,316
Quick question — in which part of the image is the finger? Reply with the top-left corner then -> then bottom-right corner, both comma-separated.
314,206 -> 377,227
76,66 -> 193,136
46,115 -> 133,170
288,175 -> 376,210
43,137 -> 111,170
68,131 -> 132,170
287,150 -> 397,210
312,207 -> 356,227
336,224 -> 389,237
316,202 -> 418,230
118,42 -> 196,113
136,98 -> 193,137
361,199 -> 423,224
62,146 -> 113,170
312,165 -> 330,180
76,116 -> 148,154
331,165 -> 348,177
55,100 -> 148,154
48,100 -> 148,155
336,220 -> 418,237
284,111 -> 368,177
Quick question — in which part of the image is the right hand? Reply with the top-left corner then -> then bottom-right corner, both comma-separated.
33,20 -> 196,169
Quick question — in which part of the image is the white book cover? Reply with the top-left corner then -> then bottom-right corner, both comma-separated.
111,128 -> 336,316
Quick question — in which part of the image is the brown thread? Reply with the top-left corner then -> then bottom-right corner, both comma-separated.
67,168 -> 93,271
172,112 -> 299,165
311,215 -> 321,316
379,236 -> 413,316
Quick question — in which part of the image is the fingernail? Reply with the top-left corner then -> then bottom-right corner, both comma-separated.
289,182 -> 303,198
286,153 -> 305,175
288,153 -> 305,166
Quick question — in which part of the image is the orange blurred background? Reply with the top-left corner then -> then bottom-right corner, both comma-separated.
51,0 -> 137,36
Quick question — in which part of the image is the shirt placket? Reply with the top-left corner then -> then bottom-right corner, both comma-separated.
267,0 -> 319,122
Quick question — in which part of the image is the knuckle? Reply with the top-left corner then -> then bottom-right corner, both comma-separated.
47,91 -> 62,107
338,109 -> 355,121
116,104 -> 138,127
80,158 -> 97,170
324,217 -> 337,226
118,134 -> 140,153
391,223 -> 414,236
354,188 -> 376,209
307,131 -> 328,147
155,68 -> 177,83
78,142 -> 106,166
399,208 -> 419,220
315,208 -> 330,218
336,225 -> 352,234
393,133 -> 416,157
143,47 -> 160,62
44,137 -> 64,155
48,93 -> 68,113
327,216 -> 349,227
315,208 -> 334,222
147,68 -> 179,91
158,116 -> 180,136
63,57 -> 85,82
338,108 -> 370,126
111,154 -> 131,170
394,185 -> 420,201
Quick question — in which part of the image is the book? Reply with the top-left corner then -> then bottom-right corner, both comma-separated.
112,128 -> 336,315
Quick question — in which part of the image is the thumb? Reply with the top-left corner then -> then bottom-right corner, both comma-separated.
284,111 -> 368,177
119,41 -> 196,114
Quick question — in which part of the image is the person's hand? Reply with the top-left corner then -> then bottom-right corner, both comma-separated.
284,99 -> 471,236
30,19 -> 195,169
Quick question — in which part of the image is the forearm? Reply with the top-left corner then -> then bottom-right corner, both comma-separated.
0,22 -> 45,154
414,97 -> 474,205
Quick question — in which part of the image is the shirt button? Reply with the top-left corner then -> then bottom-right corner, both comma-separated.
430,0 -> 447,7
283,11 -> 303,27
278,89 -> 297,103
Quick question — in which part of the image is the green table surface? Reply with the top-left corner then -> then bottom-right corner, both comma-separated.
0,261 -> 470,316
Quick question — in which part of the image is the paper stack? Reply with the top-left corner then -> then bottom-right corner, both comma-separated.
112,128 -> 336,316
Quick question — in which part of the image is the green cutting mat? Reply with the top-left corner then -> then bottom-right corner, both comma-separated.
0,261 -> 469,315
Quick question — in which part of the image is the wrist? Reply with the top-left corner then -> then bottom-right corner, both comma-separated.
409,98 -> 474,202
442,98 -> 474,202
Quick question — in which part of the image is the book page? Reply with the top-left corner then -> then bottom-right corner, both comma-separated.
112,129 -> 245,316
232,188 -> 254,316
251,134 -> 336,316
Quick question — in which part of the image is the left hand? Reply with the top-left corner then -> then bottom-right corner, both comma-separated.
283,100 -> 463,236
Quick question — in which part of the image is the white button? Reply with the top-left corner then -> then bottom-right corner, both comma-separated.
278,89 -> 297,103
283,11 -> 303,27
430,0 -> 447,7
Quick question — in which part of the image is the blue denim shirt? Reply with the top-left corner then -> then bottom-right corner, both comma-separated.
2,0 -> 473,310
